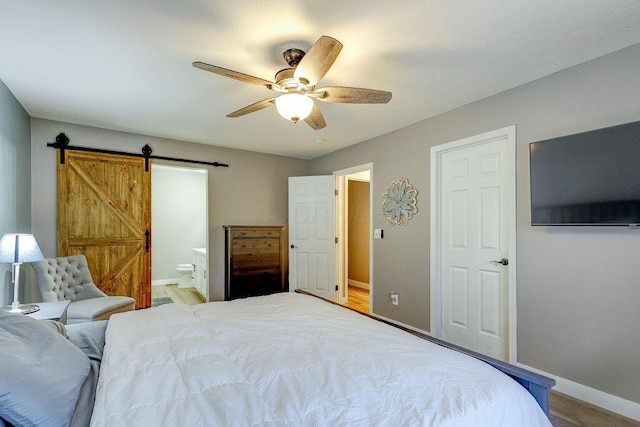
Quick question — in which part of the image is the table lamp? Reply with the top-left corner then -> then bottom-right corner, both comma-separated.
0,233 -> 45,314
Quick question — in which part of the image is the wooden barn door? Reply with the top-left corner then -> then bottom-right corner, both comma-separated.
57,150 -> 151,308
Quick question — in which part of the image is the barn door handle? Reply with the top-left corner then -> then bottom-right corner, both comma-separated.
145,230 -> 150,252
491,258 -> 509,266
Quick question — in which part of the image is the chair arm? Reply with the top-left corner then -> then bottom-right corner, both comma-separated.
76,282 -> 109,300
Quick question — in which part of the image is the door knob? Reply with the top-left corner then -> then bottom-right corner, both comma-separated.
290,244 -> 297,249
491,258 -> 509,266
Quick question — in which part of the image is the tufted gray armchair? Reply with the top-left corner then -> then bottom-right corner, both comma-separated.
32,254 -> 135,324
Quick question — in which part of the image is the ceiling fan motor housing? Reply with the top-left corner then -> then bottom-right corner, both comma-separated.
275,68 -> 309,91
283,48 -> 305,67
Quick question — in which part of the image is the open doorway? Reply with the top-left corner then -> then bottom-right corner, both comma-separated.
335,164 -> 372,314
150,164 -> 208,306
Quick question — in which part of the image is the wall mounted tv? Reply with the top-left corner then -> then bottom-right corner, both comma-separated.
530,120 -> 640,226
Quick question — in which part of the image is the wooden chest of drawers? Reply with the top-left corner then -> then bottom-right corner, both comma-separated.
224,225 -> 285,300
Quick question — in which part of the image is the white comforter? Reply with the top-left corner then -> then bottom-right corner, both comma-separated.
91,293 -> 551,426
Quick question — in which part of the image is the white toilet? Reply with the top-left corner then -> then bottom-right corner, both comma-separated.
176,264 -> 194,288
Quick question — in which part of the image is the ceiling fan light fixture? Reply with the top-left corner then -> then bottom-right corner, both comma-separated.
275,93 -> 313,123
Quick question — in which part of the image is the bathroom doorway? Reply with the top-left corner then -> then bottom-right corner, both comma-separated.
151,164 -> 208,305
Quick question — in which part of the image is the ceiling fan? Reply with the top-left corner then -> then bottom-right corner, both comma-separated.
193,35 -> 392,130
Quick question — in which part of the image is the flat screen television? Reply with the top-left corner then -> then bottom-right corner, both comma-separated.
529,120 -> 640,226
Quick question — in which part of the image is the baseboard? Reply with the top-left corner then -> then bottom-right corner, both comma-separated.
195,288 -> 207,300
152,278 -> 179,286
517,363 -> 640,421
348,279 -> 370,290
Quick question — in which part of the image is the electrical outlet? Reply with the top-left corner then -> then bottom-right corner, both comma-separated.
390,292 -> 399,306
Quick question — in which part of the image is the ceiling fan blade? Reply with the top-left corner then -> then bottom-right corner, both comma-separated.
294,36 -> 343,86
226,98 -> 276,118
313,86 -> 392,104
304,102 -> 326,130
193,61 -> 275,89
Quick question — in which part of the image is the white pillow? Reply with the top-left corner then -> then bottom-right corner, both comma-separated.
0,311 -> 90,426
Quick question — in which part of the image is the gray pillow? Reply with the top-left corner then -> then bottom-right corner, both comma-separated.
0,311 -> 90,427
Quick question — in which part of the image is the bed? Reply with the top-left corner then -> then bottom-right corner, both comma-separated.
87,291 -> 553,426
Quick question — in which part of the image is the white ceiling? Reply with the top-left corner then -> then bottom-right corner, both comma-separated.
1,1 -> 640,159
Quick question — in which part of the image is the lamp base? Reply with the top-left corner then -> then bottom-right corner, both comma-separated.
0,303 -> 40,315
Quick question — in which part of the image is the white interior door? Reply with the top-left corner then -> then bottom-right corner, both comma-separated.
288,176 -> 337,302
431,126 -> 516,361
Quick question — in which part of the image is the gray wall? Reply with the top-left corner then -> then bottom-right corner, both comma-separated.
151,164 -> 207,283
310,43 -> 640,403
0,79 -> 31,305
30,119 -> 309,301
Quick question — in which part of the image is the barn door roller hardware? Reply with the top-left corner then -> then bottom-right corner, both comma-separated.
48,132 -> 230,171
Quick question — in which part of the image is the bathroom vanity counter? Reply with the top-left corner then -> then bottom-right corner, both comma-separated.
192,248 -> 207,299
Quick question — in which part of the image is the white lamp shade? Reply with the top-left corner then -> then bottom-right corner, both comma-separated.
275,93 -> 314,122
0,234 -> 45,263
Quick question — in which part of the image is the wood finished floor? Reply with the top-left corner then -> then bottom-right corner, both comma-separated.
152,284 -> 206,305
344,285 -> 369,313
550,390 -> 640,427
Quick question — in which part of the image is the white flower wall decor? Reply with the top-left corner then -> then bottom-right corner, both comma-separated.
382,178 -> 418,225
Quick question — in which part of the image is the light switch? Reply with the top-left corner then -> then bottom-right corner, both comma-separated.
374,229 -> 384,239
